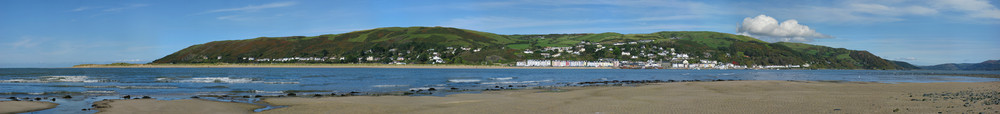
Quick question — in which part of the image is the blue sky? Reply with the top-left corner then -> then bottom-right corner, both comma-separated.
1,0 -> 998,67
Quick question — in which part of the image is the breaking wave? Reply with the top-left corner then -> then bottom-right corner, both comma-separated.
447,79 -> 481,83
158,77 -> 299,84
489,77 -> 515,80
0,76 -> 108,83
481,80 -> 552,85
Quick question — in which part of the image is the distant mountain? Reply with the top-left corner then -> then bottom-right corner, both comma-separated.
922,60 -> 1000,70
152,26 -> 915,70
891,60 -> 921,70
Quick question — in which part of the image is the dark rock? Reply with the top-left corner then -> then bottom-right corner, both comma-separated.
191,96 -> 200,98
834,109 -> 841,111
51,98 -> 56,101
34,97 -> 41,101
451,87 -> 458,90
313,94 -> 322,97
508,85 -> 513,87
141,96 -> 151,99
122,95 -> 131,99
255,95 -> 263,98
287,93 -> 296,96
242,96 -> 250,98
893,108 -> 899,112
82,108 -> 88,111
91,104 -> 97,107
428,88 -> 437,91
221,95 -> 229,97
63,95 -> 72,99
7,97 -> 15,100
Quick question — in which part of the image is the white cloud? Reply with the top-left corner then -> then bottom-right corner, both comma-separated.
70,7 -> 93,12
201,2 -> 296,14
103,4 -> 148,12
929,0 -> 1000,19
8,38 -> 41,48
848,3 -> 938,16
738,14 -> 832,42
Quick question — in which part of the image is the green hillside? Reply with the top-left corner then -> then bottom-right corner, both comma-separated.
153,26 -> 913,70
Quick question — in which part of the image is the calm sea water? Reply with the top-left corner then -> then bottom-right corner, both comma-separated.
2,68 -> 998,97
2,68 -> 999,113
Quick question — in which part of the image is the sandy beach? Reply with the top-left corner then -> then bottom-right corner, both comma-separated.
82,80 -> 1000,114
0,101 -> 58,113
71,63 -> 613,69
92,99 -> 263,114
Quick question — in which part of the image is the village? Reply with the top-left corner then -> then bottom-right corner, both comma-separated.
226,38 -> 809,69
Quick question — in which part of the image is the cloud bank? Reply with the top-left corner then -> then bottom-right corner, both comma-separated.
738,14 -> 832,42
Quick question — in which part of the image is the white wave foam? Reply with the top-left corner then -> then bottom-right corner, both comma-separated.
447,79 -> 481,83
84,86 -> 178,89
372,85 -> 409,87
252,90 -> 284,94
83,91 -> 116,94
169,77 -> 298,84
489,77 -> 515,80
0,76 -> 103,83
481,80 -> 552,85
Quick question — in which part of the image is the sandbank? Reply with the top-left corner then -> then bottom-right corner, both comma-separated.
0,101 -> 58,114
91,81 -> 1000,113
92,99 -> 263,114
258,81 -> 999,113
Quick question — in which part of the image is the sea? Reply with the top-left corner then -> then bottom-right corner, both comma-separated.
1,68 -> 998,113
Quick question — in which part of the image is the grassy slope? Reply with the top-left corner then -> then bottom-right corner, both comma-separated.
152,26 -> 911,70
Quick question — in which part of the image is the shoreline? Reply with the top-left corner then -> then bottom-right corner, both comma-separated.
71,64 -> 615,69
64,80 -> 1000,114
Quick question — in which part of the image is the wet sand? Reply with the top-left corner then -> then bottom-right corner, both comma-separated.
92,99 -> 263,114
94,81 -> 1000,113
0,101 -> 58,113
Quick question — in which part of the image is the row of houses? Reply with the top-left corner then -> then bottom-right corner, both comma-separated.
515,60 -> 618,67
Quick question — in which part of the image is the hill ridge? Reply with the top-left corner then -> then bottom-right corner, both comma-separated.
153,26 -> 912,70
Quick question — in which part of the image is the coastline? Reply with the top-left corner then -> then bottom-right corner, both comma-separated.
71,63 -> 614,69
84,80 -> 999,114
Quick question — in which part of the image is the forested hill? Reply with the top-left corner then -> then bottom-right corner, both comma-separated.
152,26 -> 915,70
